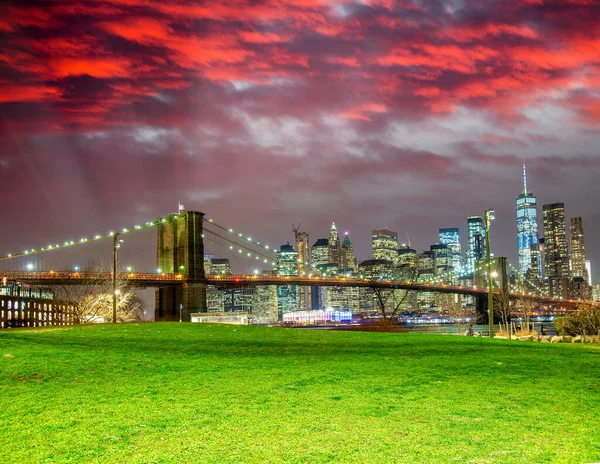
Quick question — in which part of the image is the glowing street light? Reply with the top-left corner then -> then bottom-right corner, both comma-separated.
485,208 -> 495,338
112,233 -> 124,324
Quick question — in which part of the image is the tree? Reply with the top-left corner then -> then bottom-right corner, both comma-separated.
369,269 -> 418,326
515,293 -> 536,334
53,266 -> 145,323
371,285 -> 413,326
439,294 -> 475,336
554,303 -> 600,336
493,291 -> 512,338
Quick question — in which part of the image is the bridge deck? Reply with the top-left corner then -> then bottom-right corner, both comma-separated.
1,271 -> 591,308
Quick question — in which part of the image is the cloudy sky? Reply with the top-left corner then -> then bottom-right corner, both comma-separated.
1,0 -> 599,280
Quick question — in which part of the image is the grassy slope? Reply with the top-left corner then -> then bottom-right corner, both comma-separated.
1,323 -> 599,463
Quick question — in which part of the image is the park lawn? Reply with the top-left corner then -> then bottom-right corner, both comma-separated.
1,324 -> 599,464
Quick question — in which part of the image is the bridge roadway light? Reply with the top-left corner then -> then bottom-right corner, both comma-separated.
485,209 -> 495,338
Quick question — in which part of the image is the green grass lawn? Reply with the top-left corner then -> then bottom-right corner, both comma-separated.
1,323 -> 599,463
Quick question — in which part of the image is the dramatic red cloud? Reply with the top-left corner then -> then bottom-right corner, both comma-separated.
1,0 -> 598,132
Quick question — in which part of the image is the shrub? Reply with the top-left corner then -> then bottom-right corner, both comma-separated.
554,304 -> 600,336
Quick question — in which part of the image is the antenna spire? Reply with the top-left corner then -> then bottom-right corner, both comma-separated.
523,163 -> 528,195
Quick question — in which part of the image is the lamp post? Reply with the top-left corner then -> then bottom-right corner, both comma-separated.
112,233 -> 122,324
485,209 -> 495,338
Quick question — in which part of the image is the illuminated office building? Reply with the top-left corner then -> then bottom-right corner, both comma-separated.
543,203 -> 570,298
466,216 -> 486,273
203,255 -> 214,275
417,251 -> 435,308
211,258 -> 231,276
431,244 -> 453,282
295,232 -> 310,275
295,231 -> 311,310
516,164 -> 540,276
439,228 -> 462,274
570,217 -> 587,283
396,247 -> 417,280
358,259 -> 394,311
372,229 -> 398,263
586,260 -> 592,286
277,244 -> 299,318
311,238 -> 329,269
340,233 -> 357,272
252,270 -> 278,324
328,222 -> 341,267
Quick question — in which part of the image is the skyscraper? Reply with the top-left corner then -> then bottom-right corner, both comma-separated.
295,231 -> 310,275
328,222 -> 341,267
277,243 -> 299,317
295,230 -> 312,310
431,243 -> 453,282
516,164 -> 540,276
439,228 -> 462,273
311,238 -> 329,269
466,216 -> 486,273
543,203 -> 570,298
372,229 -> 398,263
570,217 -> 587,283
340,233 -> 356,272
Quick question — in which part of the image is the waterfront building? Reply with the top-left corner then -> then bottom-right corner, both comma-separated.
466,216 -> 486,273
328,222 -> 341,267
1,282 -> 69,328
439,228 -> 462,274
372,229 -> 398,263
252,270 -> 278,323
543,203 -> 570,298
311,238 -> 329,269
223,287 -> 254,313
320,286 -> 359,313
282,309 -> 353,325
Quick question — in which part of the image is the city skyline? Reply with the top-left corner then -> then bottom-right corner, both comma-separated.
0,1 -> 598,285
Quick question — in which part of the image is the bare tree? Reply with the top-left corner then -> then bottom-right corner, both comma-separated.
440,294 -> 475,335
493,291 -> 512,338
368,269 -> 418,327
515,293 -> 535,334
371,285 -> 414,326
53,266 -> 145,323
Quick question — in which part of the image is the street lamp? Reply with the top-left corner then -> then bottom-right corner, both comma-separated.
112,233 -> 124,324
485,209 -> 495,338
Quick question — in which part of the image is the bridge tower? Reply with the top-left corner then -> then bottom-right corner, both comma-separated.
155,210 -> 207,321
